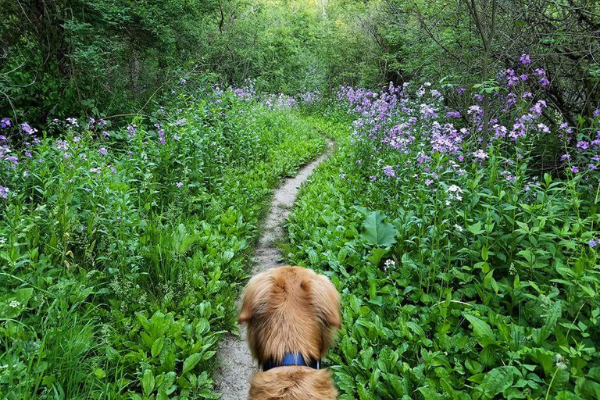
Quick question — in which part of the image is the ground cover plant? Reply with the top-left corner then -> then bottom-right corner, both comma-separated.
0,84 -> 325,399
285,58 -> 600,399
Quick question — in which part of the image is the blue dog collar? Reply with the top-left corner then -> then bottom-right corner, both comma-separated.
262,352 -> 321,371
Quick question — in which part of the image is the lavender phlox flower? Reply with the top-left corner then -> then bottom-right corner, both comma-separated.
589,238 -> 598,248
174,119 -> 187,125
90,167 -> 102,174
21,123 -> 37,135
577,141 -> 590,150
472,149 -> 489,161
561,154 -> 571,161
425,179 -> 434,186
176,182 -> 184,188
571,166 -> 579,173
457,87 -> 466,95
520,53 -> 531,65
0,186 -> 9,199
127,124 -> 137,137
98,147 -> 108,156
383,165 -> 396,178
1,118 -> 11,128
446,111 -> 461,118
537,123 -> 550,133
66,118 -> 79,127
56,140 -> 69,151
180,78 -> 187,85
420,104 -> 438,119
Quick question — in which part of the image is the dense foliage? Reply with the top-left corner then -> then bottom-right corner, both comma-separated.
0,86 -> 324,398
284,63 -> 600,398
2,0 -> 599,398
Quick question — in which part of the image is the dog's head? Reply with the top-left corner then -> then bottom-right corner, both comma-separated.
238,266 -> 341,364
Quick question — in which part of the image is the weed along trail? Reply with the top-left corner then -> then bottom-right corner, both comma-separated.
214,139 -> 334,399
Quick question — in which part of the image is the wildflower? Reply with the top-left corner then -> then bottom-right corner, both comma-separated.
446,111 -> 461,118
369,175 -> 377,181
589,239 -> 598,248
176,182 -> 184,188
9,300 -> 20,308
66,118 -> 79,127
454,224 -> 463,232
73,136 -> 81,143
0,186 -> 8,199
21,123 -> 37,135
0,118 -> 11,128
472,149 -> 488,161
446,185 -> 462,193
522,92 -> 533,99
90,167 -> 102,174
383,165 -> 396,178
356,159 -> 362,165
98,147 -> 108,156
180,78 -> 188,85
520,53 -> 531,65
561,154 -> 571,161
339,173 -> 346,179
383,259 -> 395,271
594,109 -> 600,118
537,123 -> 550,133
127,124 -> 137,137
425,179 -> 434,186
571,166 -> 579,173
174,119 -> 186,125
457,87 -> 466,95
576,141 -> 589,150
555,354 -> 568,370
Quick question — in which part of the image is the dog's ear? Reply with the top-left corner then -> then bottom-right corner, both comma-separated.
238,271 -> 271,324
309,274 -> 341,329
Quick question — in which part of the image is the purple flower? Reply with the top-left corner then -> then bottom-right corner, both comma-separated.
73,136 -> 81,143
576,141 -> 589,150
176,182 -> 184,188
425,179 -> 434,186
383,165 -> 396,178
180,78 -> 188,85
66,118 -> 79,127
561,154 -> 571,161
174,119 -> 186,126
571,166 -> 579,173
98,147 -> 108,156
520,53 -> 531,65
457,87 -> 466,95
589,239 -> 598,248
446,111 -> 461,118
127,124 -> 137,136
369,175 -> 377,182
21,123 -> 37,135
0,186 -> 8,199
472,149 -> 488,160
1,118 -> 12,128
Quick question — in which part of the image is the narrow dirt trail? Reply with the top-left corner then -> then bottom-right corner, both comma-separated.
214,140 -> 333,400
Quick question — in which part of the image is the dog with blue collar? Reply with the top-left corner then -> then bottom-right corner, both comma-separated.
238,266 -> 341,399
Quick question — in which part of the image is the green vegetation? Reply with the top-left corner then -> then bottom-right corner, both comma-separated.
0,87 -> 324,398
2,0 -> 600,398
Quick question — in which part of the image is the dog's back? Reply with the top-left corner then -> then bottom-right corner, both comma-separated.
249,367 -> 337,400
238,266 -> 341,400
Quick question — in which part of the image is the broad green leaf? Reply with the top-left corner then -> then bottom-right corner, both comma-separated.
182,353 -> 202,375
463,313 -> 496,346
360,211 -> 398,247
481,366 -> 519,396
142,369 -> 155,396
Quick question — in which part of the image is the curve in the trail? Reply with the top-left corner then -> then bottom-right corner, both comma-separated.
214,140 -> 333,400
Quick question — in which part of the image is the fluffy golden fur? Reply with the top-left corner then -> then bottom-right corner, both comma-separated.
239,266 -> 341,400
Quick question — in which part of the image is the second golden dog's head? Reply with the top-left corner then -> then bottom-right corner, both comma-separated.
238,266 -> 341,365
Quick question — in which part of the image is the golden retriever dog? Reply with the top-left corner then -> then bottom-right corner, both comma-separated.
238,266 -> 341,400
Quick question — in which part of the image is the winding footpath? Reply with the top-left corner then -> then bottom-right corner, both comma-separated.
214,140 -> 333,399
